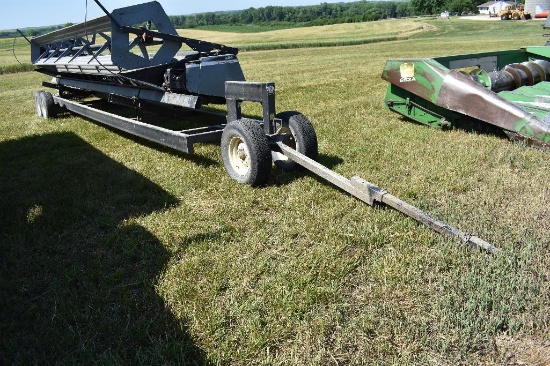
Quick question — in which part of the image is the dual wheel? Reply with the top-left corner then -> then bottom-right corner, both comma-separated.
34,91 -> 57,119
221,111 -> 318,186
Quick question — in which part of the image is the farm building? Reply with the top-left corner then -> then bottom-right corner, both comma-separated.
477,1 -> 515,15
525,0 -> 550,16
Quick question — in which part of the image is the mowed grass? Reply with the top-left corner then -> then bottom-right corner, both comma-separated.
0,36 -> 32,74
179,19 -> 432,50
1,17 -> 549,364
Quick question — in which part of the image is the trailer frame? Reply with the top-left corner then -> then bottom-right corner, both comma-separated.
30,0 -> 498,253
38,80 -> 279,155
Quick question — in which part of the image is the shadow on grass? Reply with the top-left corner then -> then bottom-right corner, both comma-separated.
397,115 -> 509,141
75,100 -> 222,168
0,132 -> 205,364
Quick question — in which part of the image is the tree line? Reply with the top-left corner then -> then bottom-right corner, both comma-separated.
168,0 -> 527,30
0,23 -> 73,40
169,2 -> 413,29
1,0 -> 528,39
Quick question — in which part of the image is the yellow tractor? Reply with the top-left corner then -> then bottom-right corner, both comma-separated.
499,4 -> 532,20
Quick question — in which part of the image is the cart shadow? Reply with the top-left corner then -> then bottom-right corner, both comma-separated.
73,100 -> 221,167
0,132 -> 206,364
398,115 -> 509,140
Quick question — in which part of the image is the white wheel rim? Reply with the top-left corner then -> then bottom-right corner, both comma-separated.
228,135 -> 250,174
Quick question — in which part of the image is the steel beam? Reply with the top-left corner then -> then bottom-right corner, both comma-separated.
56,78 -> 199,109
275,141 -> 499,253
53,96 -> 223,154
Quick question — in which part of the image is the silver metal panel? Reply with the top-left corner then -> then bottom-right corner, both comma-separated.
525,0 -> 550,16
111,1 -> 181,70
449,56 -> 498,72
186,55 -> 246,97
34,55 -> 121,74
32,16 -> 111,46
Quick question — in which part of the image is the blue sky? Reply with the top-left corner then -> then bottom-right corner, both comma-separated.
4,0 -> 351,30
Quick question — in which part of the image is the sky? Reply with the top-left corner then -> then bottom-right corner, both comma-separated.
4,0 -> 353,30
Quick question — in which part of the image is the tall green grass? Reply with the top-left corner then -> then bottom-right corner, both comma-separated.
0,17 -> 549,365
0,37 -> 30,66
195,23 -> 300,33
0,63 -> 33,74
240,36 -> 406,51
178,19 -> 430,50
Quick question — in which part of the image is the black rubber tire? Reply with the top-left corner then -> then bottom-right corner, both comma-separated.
512,13 -> 520,20
221,118 -> 272,186
501,14 -> 508,20
272,111 -> 318,171
37,91 -> 56,119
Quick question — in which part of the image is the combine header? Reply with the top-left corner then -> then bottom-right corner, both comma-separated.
31,0 -> 320,186
382,47 -> 550,148
29,1 -> 498,252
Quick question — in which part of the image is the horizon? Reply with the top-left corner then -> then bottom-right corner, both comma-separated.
2,0 -> 359,30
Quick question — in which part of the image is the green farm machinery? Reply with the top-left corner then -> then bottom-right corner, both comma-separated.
382,46 -> 550,148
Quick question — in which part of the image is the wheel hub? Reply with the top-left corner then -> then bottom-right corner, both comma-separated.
237,142 -> 247,161
228,136 -> 250,173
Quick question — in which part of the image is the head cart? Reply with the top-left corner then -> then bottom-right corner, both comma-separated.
29,1 -> 497,252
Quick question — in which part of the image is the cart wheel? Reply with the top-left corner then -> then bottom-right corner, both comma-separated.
34,91 -> 44,117
35,91 -> 56,119
221,118 -> 272,186
40,91 -> 56,119
272,111 -> 318,170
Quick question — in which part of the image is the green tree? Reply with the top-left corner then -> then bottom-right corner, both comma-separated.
448,0 -> 475,13
162,1 -> 415,29
396,2 -> 411,17
185,17 -> 198,28
203,13 -> 216,25
240,8 -> 254,23
411,0 -> 446,14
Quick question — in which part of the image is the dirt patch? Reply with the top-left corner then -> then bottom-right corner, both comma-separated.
458,15 -> 500,21
398,23 -> 438,36
496,335 -> 550,365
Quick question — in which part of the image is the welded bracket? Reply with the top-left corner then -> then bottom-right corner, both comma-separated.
225,81 -> 279,134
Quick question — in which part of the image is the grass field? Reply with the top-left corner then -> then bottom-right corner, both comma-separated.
178,20 -> 430,50
1,17 -> 549,365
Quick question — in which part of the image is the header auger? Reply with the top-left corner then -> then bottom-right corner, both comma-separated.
382,47 -> 550,148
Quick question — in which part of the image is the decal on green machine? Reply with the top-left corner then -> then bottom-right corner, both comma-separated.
399,62 -> 416,83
